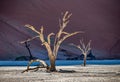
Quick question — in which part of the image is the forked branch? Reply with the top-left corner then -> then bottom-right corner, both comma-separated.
53,11 -> 82,57
25,24 -> 40,34
74,39 -> 91,55
59,31 -> 81,44
56,11 -> 72,42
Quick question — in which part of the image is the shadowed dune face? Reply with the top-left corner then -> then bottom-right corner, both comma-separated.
0,0 -> 120,60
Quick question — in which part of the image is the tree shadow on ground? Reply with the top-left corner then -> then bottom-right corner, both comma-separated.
58,69 -> 76,73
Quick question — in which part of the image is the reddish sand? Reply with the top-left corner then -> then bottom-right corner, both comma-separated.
0,0 -> 120,60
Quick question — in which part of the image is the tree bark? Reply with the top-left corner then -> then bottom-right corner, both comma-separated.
49,55 -> 56,71
83,54 -> 87,66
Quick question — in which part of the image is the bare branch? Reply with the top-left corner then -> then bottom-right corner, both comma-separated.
63,11 -> 69,22
80,39 -> 85,51
53,31 -> 80,57
22,59 -> 49,73
20,35 -> 39,44
77,45 -> 85,54
59,31 -> 80,44
72,39 -> 91,55
62,31 -> 69,35
22,66 -> 46,73
63,11 -> 72,22
62,20 -> 70,28
40,26 -> 44,34
85,40 -> 91,50
25,24 -> 40,34
47,33 -> 55,45
39,26 -> 46,43
85,40 -> 91,53
70,43 -> 84,53
80,39 -> 91,55
57,11 -> 72,39
67,13 -> 72,20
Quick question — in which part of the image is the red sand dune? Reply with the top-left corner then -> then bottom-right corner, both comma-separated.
0,0 -> 120,60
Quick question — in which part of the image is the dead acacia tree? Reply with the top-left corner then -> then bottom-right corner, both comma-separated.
72,39 -> 91,66
21,11 -> 82,72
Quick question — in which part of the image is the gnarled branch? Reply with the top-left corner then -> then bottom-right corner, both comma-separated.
22,59 -> 49,73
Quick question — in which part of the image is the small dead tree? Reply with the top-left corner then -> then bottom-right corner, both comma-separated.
72,40 -> 91,66
21,11 -> 82,72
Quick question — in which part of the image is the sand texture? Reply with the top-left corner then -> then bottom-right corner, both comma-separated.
0,65 -> 120,82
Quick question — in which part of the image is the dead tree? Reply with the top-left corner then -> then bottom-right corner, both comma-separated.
21,59 -> 49,73
72,40 -> 91,66
25,42 -> 33,59
20,38 -> 49,73
21,11 -> 82,72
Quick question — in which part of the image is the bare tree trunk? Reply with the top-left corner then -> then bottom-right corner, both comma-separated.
49,55 -> 56,71
83,54 -> 87,66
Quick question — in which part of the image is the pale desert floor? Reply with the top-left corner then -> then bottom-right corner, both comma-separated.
0,65 -> 120,82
